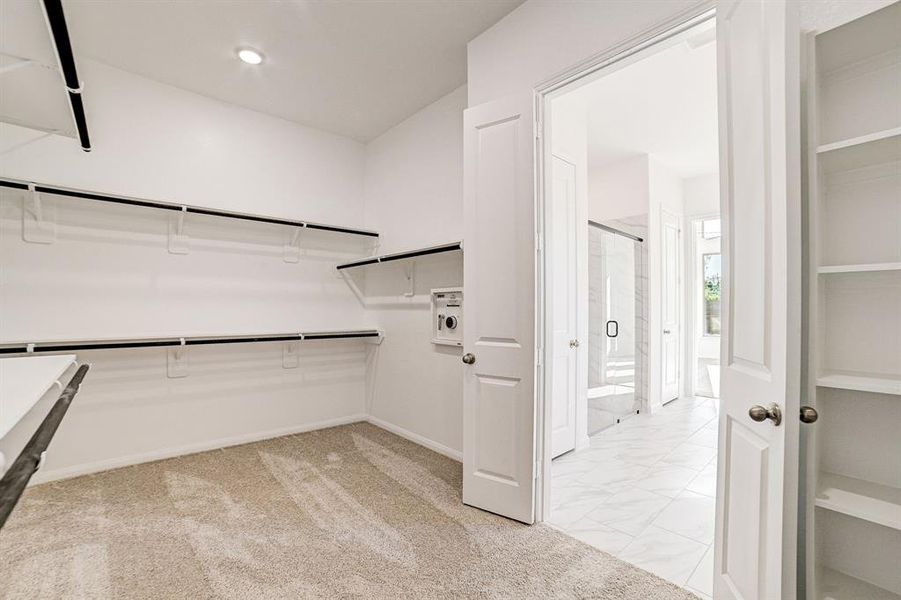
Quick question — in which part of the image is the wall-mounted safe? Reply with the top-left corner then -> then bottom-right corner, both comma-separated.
431,288 -> 463,347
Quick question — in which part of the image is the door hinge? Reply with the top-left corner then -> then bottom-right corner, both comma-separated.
535,232 -> 544,254
534,460 -> 541,480
536,346 -> 543,367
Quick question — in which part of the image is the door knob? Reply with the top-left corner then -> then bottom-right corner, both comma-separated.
800,406 -> 819,424
663,329 -> 672,334
462,353 -> 476,365
569,339 -> 580,348
749,404 -> 782,426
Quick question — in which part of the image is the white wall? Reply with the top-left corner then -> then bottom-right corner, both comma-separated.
588,155 -> 650,223
360,85 -> 466,458
467,0 -> 703,106
1,60 -> 367,227
0,59 -> 373,481
683,172 -> 720,217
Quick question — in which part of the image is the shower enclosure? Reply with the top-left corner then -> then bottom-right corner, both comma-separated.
587,220 -> 644,435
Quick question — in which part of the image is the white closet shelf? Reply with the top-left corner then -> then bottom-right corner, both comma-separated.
0,355 -> 76,440
818,263 -> 901,274
816,372 -> 901,396
816,472 -> 901,531
818,566 -> 901,600
0,178 -> 380,239
335,241 -> 462,270
0,330 -> 383,354
816,127 -> 901,173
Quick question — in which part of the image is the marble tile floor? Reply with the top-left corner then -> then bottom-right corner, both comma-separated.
548,396 -> 719,599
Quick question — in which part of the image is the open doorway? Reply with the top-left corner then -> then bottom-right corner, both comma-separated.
689,215 -> 722,400
543,16 -> 720,599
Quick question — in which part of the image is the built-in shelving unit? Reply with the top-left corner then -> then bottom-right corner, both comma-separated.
816,372 -> 901,396
817,127 -> 901,173
806,4 -> 901,598
818,262 -> 901,274
816,472 -> 901,532
335,241 -> 462,270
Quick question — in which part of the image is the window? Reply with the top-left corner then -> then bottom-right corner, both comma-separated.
701,218 -> 721,239
703,253 -> 721,335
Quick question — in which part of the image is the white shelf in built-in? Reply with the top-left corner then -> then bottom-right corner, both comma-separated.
819,263 -> 901,274
818,566 -> 901,600
817,127 -> 901,173
816,472 -> 901,531
816,372 -> 901,396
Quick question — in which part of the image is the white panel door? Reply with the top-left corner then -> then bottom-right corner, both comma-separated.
714,1 -> 801,599
462,93 -> 536,524
550,155 -> 577,458
661,210 -> 681,403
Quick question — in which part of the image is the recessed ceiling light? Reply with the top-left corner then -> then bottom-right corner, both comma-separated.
237,48 -> 264,65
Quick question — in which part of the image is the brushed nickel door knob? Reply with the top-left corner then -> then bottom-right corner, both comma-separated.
749,404 -> 783,426
462,353 -> 476,365
800,406 -> 819,424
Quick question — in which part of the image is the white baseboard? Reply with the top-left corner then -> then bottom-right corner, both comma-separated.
30,413 -> 368,485
30,413 -> 462,485
365,415 -> 462,462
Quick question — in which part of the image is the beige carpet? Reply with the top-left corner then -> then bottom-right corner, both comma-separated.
0,423 -> 698,599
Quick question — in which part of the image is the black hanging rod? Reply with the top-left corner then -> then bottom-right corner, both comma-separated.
0,178 -> 380,238
41,0 -> 91,152
588,220 -> 644,243
336,241 -> 462,270
0,331 -> 381,355
0,364 -> 90,530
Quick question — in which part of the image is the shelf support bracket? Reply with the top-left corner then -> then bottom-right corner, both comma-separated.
168,206 -> 189,254
167,338 -> 189,378
23,184 -> 56,244
282,339 -> 300,368
340,269 -> 368,307
403,261 -> 416,298
284,225 -> 305,263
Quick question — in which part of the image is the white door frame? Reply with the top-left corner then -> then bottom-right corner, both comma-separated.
534,4 -> 716,523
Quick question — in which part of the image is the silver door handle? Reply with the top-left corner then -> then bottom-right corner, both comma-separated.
800,406 -> 818,424
569,339 -> 579,348
663,329 -> 672,334
749,404 -> 782,426
462,353 -> 475,365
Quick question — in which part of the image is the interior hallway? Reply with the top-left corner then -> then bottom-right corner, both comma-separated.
1,423 -> 699,600
549,397 -> 719,599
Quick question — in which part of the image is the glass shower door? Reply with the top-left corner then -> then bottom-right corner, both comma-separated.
588,226 -> 638,435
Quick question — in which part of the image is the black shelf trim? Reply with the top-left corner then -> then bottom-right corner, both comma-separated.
0,180 -> 29,191
1,364 -> 90,530
42,0 -> 91,151
336,242 -> 462,270
0,331 -> 381,354
0,178 -> 380,239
